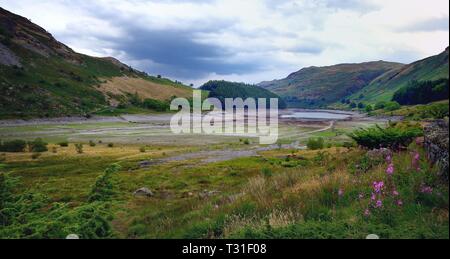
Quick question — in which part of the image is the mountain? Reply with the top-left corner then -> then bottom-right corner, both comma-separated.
0,7 -> 192,119
200,80 -> 287,109
348,47 -> 449,103
258,61 -> 403,108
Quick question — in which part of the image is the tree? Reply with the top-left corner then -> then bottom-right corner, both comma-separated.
307,137 -> 325,150
393,79 -> 449,105
365,105 -> 373,113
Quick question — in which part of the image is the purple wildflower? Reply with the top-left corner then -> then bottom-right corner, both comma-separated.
364,209 -> 371,217
386,155 -> 392,164
373,181 -> 384,193
396,200 -> 403,207
393,190 -> 399,196
386,163 -> 394,176
375,200 -> 383,208
420,185 -> 433,194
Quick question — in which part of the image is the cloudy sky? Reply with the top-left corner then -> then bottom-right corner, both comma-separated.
1,0 -> 449,86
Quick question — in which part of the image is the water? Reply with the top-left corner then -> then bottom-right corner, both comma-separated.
281,111 -> 351,120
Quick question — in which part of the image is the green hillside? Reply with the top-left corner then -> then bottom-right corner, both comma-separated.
258,61 -> 403,108
348,47 -> 449,104
0,7 -> 192,119
201,80 -> 287,109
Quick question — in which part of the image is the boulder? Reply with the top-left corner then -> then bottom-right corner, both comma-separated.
424,120 -> 449,181
133,187 -> 154,197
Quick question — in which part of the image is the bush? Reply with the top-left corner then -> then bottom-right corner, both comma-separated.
0,140 -> 27,152
384,101 -> 401,112
421,103 -> 449,119
58,141 -> 69,147
0,173 -> 113,239
374,101 -> 386,110
28,138 -> 48,153
348,124 -> 423,150
107,143 -> 114,148
139,147 -> 146,153
142,98 -> 169,112
88,164 -> 121,202
307,137 -> 325,150
75,144 -> 83,154
89,140 -> 96,147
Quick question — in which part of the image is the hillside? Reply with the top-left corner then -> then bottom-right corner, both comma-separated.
348,47 -> 449,103
201,80 -> 287,109
258,61 -> 403,108
0,7 -> 192,119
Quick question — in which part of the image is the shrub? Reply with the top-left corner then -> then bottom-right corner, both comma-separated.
348,124 -> 423,150
51,147 -> 58,153
342,142 -> 356,148
243,139 -> 250,145
88,164 -> 121,202
107,143 -> 114,148
0,140 -> 27,152
0,173 -> 113,239
75,144 -> 84,154
142,98 -> 169,112
307,137 -> 325,150
139,147 -> 146,153
384,101 -> 401,112
374,101 -> 386,110
89,140 -> 96,147
420,103 -> 449,119
58,141 -> 69,147
28,138 -> 48,153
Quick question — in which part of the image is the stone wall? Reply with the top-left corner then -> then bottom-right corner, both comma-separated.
424,119 -> 449,181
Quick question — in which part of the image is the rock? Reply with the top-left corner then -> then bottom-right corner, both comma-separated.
133,187 -> 154,197
424,120 -> 449,181
0,42 -> 22,67
138,160 -> 154,168
198,189 -> 221,199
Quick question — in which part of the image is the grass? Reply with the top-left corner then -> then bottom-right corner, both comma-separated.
371,100 -> 449,120
1,139 -> 448,239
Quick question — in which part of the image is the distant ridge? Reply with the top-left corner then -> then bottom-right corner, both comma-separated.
258,61 -> 403,108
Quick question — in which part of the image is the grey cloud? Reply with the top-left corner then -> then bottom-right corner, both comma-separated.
397,16 -> 449,32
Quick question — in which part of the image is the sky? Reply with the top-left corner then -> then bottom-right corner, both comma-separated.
1,0 -> 449,86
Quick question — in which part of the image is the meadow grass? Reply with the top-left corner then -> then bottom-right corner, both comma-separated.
1,140 -> 448,239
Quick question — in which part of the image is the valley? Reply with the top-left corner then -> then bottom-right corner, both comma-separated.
0,5 -> 448,240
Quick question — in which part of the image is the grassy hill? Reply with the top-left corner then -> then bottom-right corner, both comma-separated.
258,61 -> 403,108
201,80 -> 287,109
0,7 -> 193,119
348,47 -> 449,104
